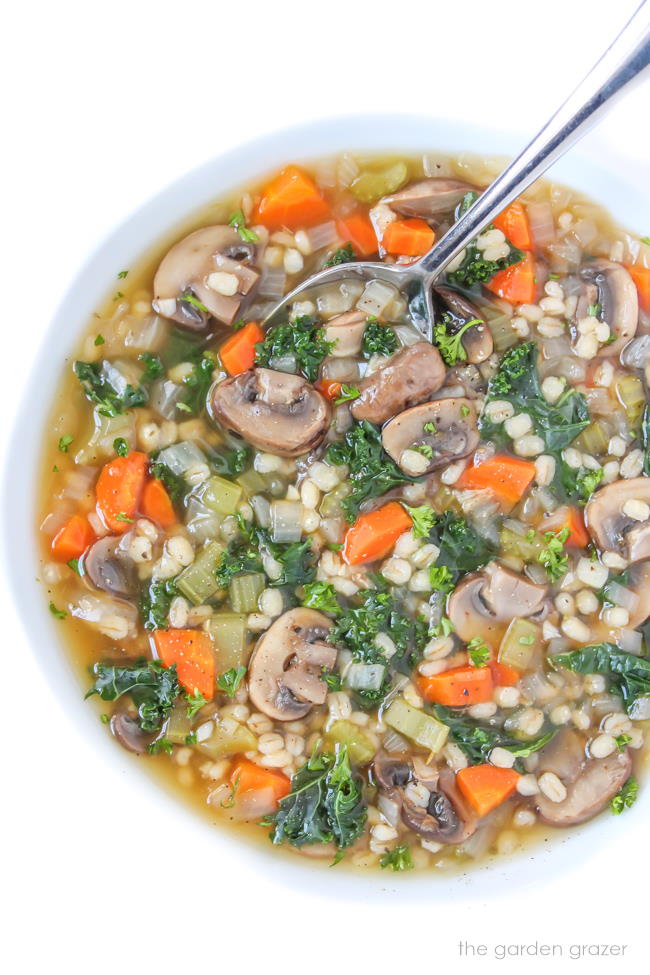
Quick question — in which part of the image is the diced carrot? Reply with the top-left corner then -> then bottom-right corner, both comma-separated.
456,764 -> 520,817
154,629 -> 215,700
382,218 -> 435,257
51,514 -> 96,562
96,451 -> 148,533
315,378 -> 342,402
626,264 -> 650,313
342,501 -> 413,565
489,660 -> 521,688
486,252 -> 536,305
336,212 -> 378,257
141,478 -> 176,529
456,455 -> 536,508
543,505 -> 589,548
253,165 -> 330,232
416,666 -> 494,707
219,321 -> 264,376
492,201 -> 532,251
229,758 -> 291,804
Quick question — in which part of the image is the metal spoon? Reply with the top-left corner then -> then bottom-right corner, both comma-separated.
263,1 -> 650,337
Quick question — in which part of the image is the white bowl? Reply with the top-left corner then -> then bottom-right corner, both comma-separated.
5,114 -> 647,899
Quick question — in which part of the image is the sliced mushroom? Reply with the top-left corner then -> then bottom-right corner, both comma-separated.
576,260 -> 638,355
442,363 -> 486,400
624,561 -> 650,628
110,711 -> 151,755
210,368 -> 331,457
381,398 -> 479,475
448,561 -> 548,643
585,476 -> 650,564
323,310 -> 367,358
373,755 -> 412,792
248,608 -> 336,721
383,178 -> 477,219
83,536 -> 138,598
350,341 -> 446,425
153,225 -> 261,329
534,729 -> 632,826
433,285 -> 493,364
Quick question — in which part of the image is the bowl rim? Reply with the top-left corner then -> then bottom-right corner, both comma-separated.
4,111 -> 646,899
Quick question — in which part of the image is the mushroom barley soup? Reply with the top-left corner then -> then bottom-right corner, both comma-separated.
40,152 -> 650,873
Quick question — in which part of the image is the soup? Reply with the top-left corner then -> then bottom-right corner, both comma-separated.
39,151 -> 650,873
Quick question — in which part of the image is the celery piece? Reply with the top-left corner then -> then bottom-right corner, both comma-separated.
176,539 -> 225,605
319,482 -> 352,518
202,475 -> 243,516
236,468 -> 266,494
498,617 -> 541,671
616,375 -> 645,425
166,703 -> 193,744
573,420 -> 610,457
325,720 -> 375,764
350,162 -> 408,204
499,525 -> 543,562
384,698 -> 449,754
229,572 -> 265,613
196,716 -> 257,759
208,612 -> 250,670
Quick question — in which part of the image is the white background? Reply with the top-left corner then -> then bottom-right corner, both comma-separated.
2,1 -> 649,973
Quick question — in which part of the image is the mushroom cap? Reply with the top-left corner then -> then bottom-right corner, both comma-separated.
534,728 -> 632,826
153,225 -> 261,329
401,769 -> 477,844
433,285 -> 493,364
578,260 -> 638,356
210,368 -> 331,457
323,310 -> 367,358
448,561 -> 548,643
350,341 -> 446,426
248,608 -> 336,721
381,397 -> 479,474
383,178 -> 477,219
83,536 -> 138,598
110,711 -> 152,755
585,476 -> 650,564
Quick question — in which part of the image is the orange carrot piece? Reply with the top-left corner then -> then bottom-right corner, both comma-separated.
229,758 -> 290,804
382,218 -> 435,257
416,665 -> 494,707
96,451 -> 148,533
253,165 -> 330,232
626,264 -> 650,313
219,321 -> 264,376
141,478 -> 176,529
154,629 -> 215,700
489,660 -> 521,688
342,501 -> 412,566
456,455 -> 536,507
336,212 -> 378,257
315,378 -> 342,402
51,514 -> 96,562
543,505 -> 589,548
486,252 -> 536,305
456,764 -> 520,817
492,201 -> 532,251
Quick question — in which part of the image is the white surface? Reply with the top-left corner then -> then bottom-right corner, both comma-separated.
2,1 -> 649,973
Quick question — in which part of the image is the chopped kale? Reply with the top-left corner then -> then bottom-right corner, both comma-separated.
254,314 -> 334,383
427,511 -> 496,582
611,776 -> 638,814
362,319 -> 398,358
302,581 -> 341,614
324,242 -> 356,267
138,352 -> 165,381
74,360 -> 147,417
139,578 -> 178,630
86,659 -> 180,732
149,461 -> 188,504
553,644 -> 650,715
434,706 -> 556,772
178,352 -> 215,415
325,421 -> 412,521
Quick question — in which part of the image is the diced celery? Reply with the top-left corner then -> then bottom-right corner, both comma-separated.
325,720 -> 375,764
383,698 -> 449,754
616,375 -> 645,425
319,483 -> 352,519
350,161 -> 408,204
208,612 -> 250,670
573,420 -> 610,457
485,312 -> 518,352
498,617 -> 542,671
499,525 -> 543,562
202,475 -> 242,516
176,539 -> 224,604
431,486 -> 463,516
157,440 -> 207,476
166,704 -> 193,744
344,662 -> 386,692
185,496 -> 223,544
229,573 -> 265,613
236,469 -> 266,494
196,716 -> 257,759
270,500 -> 303,543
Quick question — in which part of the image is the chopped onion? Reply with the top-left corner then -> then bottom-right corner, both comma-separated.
393,323 -> 423,347
527,201 -> 556,249
606,582 -> 639,613
306,221 -> 339,251
503,518 -> 528,537
258,265 -> 286,299
533,486 -> 559,513
337,153 -> 360,189
377,793 -> 401,827
547,235 -> 582,272
470,503 -> 501,545
616,629 -> 643,654
59,465 -> 97,501
525,561 -> 550,586
70,592 -> 138,637
572,218 -> 598,249
314,157 -> 337,189
459,822 -> 498,859
151,379 -> 184,419
621,334 -> 650,368
422,152 -> 453,178
547,637 -> 570,656
629,696 -> 650,720
269,500 -> 303,543
591,693 -> 625,714
541,337 -> 573,361
320,516 -> 345,545
344,662 -> 386,692
320,357 -> 360,381
382,728 -> 409,754
123,313 -> 168,352
317,281 -> 364,316
40,506 -> 75,537
583,388 -> 611,415
268,354 -> 297,374
356,280 -> 399,317
185,497 -> 223,544
250,494 -> 271,528
157,440 -> 207,475
556,357 -> 587,383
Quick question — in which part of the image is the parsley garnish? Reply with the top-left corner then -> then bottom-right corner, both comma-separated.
113,437 -> 129,457
380,844 -> 413,872
467,636 -> 490,668
324,242 -> 356,267
94,334 -> 105,346
217,666 -> 247,698
334,384 -> 360,404
228,209 -> 259,243
405,504 -> 436,539
117,269 -> 129,279
115,512 -> 134,524
433,315 -> 481,366
539,527 -> 569,581
58,434 -> 73,453
302,581 -> 341,614
185,689 -> 208,719
610,776 -> 638,814
362,319 -> 398,358
49,601 -> 67,619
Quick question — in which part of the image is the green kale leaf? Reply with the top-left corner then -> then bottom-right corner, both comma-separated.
553,644 -> 650,715
254,315 -> 334,383
86,659 -> 179,732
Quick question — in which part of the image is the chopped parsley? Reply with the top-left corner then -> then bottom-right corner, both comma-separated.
334,383 -> 360,404
254,314 -> 334,383
326,421 -> 412,521
113,437 -> 129,457
185,689 -> 208,719
324,242 -> 356,267
228,209 -> 259,243
148,737 -> 173,755
405,504 -> 436,539
433,315 -> 482,366
58,434 -> 73,453
362,319 -> 398,358
380,844 -> 413,872
74,360 -> 148,417
49,601 -> 67,619
217,666 -> 247,698
302,581 -> 341,614
538,527 -> 570,581
467,636 -> 491,668
117,270 -> 129,279
615,734 -> 632,751
429,565 -> 455,593
610,776 -> 638,814
181,292 -> 210,314
94,334 -> 105,346
139,352 -> 165,381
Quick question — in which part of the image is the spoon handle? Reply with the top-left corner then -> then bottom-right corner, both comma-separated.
418,0 -> 650,279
